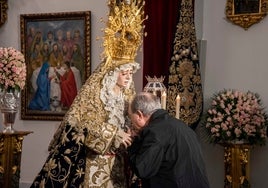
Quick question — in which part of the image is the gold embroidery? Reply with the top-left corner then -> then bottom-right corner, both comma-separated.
167,0 -> 203,127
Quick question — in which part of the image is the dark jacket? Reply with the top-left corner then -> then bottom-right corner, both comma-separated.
128,109 -> 210,188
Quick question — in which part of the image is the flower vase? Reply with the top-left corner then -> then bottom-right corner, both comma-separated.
0,89 -> 20,133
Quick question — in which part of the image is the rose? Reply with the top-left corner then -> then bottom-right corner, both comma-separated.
0,47 -> 26,90
202,89 -> 268,146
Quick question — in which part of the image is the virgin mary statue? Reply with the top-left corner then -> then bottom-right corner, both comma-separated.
30,0 -> 146,187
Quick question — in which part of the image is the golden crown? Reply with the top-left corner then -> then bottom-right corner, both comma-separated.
102,0 -> 147,69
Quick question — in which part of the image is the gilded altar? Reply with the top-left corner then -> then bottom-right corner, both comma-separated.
0,131 -> 32,188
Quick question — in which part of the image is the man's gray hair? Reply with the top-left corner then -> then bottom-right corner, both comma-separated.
130,92 -> 161,116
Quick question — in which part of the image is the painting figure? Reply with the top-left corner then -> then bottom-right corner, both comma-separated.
63,30 -> 74,56
48,66 -> 61,111
71,43 -> 84,81
55,61 -> 77,109
44,30 -> 56,53
56,29 -> 64,50
26,25 -> 36,55
30,42 -> 43,71
73,29 -> 84,54
49,43 -> 63,67
30,31 -> 43,54
41,42 -> 50,62
28,62 -> 51,111
62,43 -> 72,62
71,66 -> 82,91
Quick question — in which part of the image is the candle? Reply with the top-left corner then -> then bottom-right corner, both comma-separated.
175,94 -> 180,119
161,91 -> 166,109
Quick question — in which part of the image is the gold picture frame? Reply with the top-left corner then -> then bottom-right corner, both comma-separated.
0,0 -> 8,27
20,11 -> 91,121
226,0 -> 267,30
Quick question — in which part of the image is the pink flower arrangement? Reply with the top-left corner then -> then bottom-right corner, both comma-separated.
0,47 -> 26,91
203,89 -> 268,146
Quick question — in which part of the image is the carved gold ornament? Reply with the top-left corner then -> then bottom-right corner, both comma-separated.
223,143 -> 251,188
0,132 -> 32,188
102,0 -> 147,71
0,0 -> 8,27
225,0 -> 268,30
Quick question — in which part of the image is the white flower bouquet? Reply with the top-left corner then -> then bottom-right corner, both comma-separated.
0,47 -> 26,91
202,89 -> 268,146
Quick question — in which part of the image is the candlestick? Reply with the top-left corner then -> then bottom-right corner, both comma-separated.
161,91 -> 166,109
175,94 -> 180,119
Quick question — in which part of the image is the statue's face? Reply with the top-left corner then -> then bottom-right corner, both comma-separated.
116,68 -> 133,88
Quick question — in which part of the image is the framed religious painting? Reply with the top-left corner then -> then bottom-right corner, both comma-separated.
225,0 -> 267,30
20,11 -> 91,120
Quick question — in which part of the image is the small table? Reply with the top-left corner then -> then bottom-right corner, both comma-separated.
0,131 -> 33,188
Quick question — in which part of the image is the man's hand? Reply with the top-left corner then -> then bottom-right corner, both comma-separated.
117,129 -> 132,148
